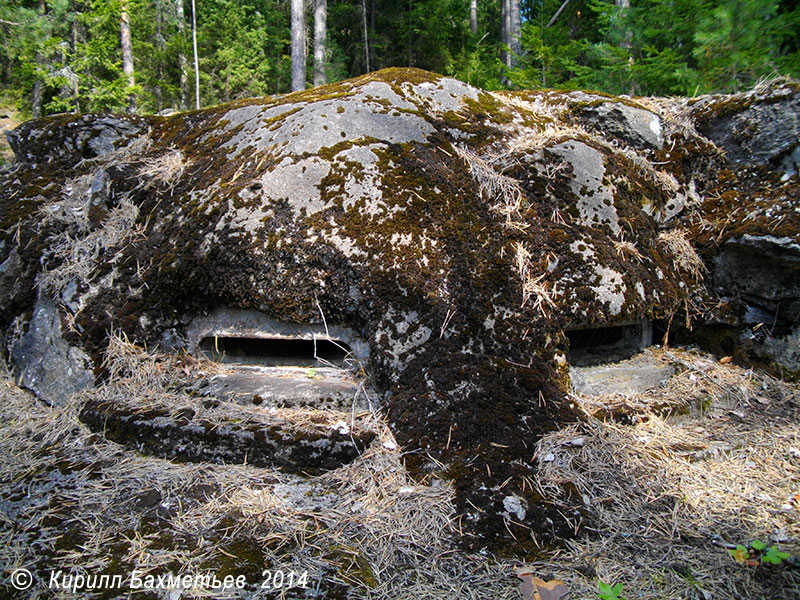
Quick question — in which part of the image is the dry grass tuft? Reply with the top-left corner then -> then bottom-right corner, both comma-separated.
507,123 -> 577,156
532,347 -> 800,600
513,241 -> 557,316
454,145 -> 528,230
138,148 -> 190,191
659,228 -> 707,280
491,91 -> 570,123
612,233 -> 644,262
78,132 -> 153,168
37,195 -> 141,296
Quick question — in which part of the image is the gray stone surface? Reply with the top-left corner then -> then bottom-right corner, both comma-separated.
713,234 -> 800,324
583,101 -> 664,150
754,325 -> 800,373
695,85 -> 800,166
197,366 -> 373,411
570,360 -> 674,397
7,114 -> 145,163
9,296 -> 94,405
549,140 -> 620,234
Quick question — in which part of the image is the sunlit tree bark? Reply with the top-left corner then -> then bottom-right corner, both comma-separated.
120,0 -> 135,111
191,0 -> 199,108
470,0 -> 477,35
175,0 -> 188,109
291,0 -> 306,91
313,0 -> 327,86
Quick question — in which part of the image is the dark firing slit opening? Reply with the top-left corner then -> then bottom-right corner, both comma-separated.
199,336 -> 353,368
567,321 -> 652,366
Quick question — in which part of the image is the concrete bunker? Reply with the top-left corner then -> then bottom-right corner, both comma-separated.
566,320 -> 653,366
199,335 -> 354,368
79,308 -> 378,473
186,308 -> 374,411
187,307 -> 370,369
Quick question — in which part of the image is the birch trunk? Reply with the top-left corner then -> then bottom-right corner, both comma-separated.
175,0 -> 188,109
191,0 -> 199,108
291,0 -> 306,91
313,0 -> 327,86
361,0 -> 370,73
120,0 -> 135,111
470,0 -> 477,35
509,0 -> 521,64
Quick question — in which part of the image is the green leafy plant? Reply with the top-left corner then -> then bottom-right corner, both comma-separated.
763,545 -> 791,565
597,580 -> 627,600
729,539 -> 791,566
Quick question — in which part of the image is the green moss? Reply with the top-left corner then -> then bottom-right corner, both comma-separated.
211,536 -> 265,581
463,92 -> 514,125
320,544 -> 378,589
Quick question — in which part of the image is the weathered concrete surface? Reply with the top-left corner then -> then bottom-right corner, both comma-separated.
580,100 -> 664,150
8,296 -> 94,405
79,397 -> 375,475
570,362 -> 675,397
1,69 -> 799,552
193,366 -> 373,411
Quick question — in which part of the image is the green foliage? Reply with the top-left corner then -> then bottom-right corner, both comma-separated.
1,0 -> 798,117
694,0 -> 785,92
509,0 -> 798,95
197,0 -> 289,105
763,545 -> 791,565
597,580 -> 627,600
729,539 -> 792,566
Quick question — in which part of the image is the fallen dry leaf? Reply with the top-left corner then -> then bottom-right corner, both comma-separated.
730,546 -> 749,564
517,569 -> 570,600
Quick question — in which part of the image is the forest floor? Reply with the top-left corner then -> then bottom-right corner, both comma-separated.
0,101 -> 21,168
1,341 -> 799,599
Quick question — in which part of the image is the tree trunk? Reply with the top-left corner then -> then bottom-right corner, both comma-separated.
509,0 -> 521,63
290,0 -> 306,91
406,0 -> 412,66
32,64 -> 43,118
32,0 -> 46,118
501,0 -> 520,71
361,0 -> 370,73
71,10 -> 79,112
175,0 -> 188,109
470,0 -> 477,35
120,0 -> 135,111
191,0 -> 200,108
313,0 -> 326,86
615,0 -> 631,48
154,0 -> 164,111
501,0 -> 510,69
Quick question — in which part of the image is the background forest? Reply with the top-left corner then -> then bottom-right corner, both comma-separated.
1,0 -> 799,118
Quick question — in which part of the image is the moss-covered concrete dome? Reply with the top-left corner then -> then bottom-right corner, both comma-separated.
1,68 -> 798,552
